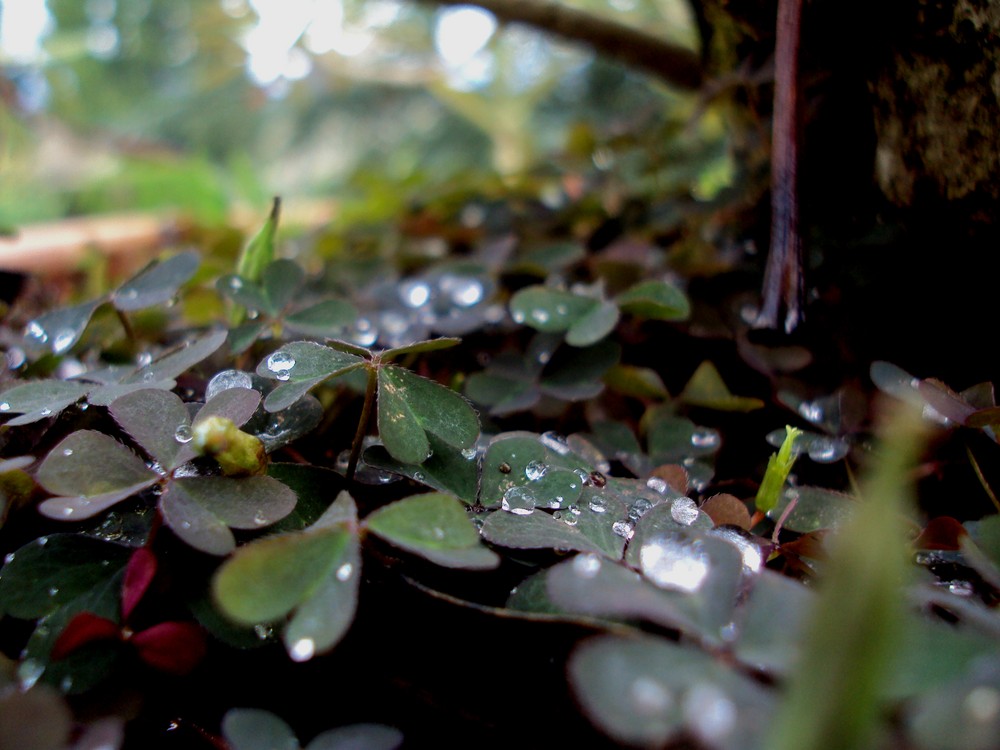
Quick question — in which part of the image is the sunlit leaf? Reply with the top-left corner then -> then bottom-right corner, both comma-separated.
615,279 -> 690,320
364,492 -> 498,569
0,380 -> 92,425
284,299 -> 358,338
377,366 -> 479,464
23,298 -> 103,356
679,360 -> 764,411
112,251 -> 199,311
258,341 -> 365,412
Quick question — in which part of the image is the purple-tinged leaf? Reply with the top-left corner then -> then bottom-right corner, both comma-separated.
23,298 -> 103,355
112,251 -> 199,311
37,430 -> 156,502
0,380 -> 92,425
124,330 -> 228,385
110,390 -> 190,469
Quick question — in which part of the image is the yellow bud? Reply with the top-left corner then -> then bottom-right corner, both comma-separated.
192,416 -> 267,477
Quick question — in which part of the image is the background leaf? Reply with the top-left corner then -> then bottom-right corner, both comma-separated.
223,708 -> 299,750
112,251 -> 199,311
615,279 -> 690,320
23,298 -> 103,356
0,380 -> 92,425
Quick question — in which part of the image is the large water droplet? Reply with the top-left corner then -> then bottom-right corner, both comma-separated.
351,317 -> 378,347
540,431 -> 571,456
670,497 -> 699,526
252,510 -> 269,526
646,477 -> 669,494
807,435 -> 848,463
25,320 -> 48,344
708,526 -> 763,574
174,424 -> 193,444
253,624 -> 274,641
206,369 -> 253,400
441,275 -> 483,307
524,459 -> 548,481
640,532 -> 709,592
630,675 -> 674,716
683,682 -> 736,744
588,497 -> 608,514
0,402 -> 10,412
62,448 -> 74,457
51,328 -> 76,355
289,638 -> 315,662
266,351 -> 296,375
572,553 -> 601,578
612,519 -> 634,539
797,400 -> 824,424
336,562 -> 354,581
628,498 -> 654,521
400,280 -> 432,308
501,485 -> 536,515
461,446 -> 478,460
530,308 -> 550,324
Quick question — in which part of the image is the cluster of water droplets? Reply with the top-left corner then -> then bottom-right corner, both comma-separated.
765,428 -> 849,464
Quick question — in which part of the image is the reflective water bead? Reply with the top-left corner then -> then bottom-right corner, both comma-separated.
683,683 -> 736,744
562,513 -> 578,526
445,277 -> 483,307
289,638 -> 315,662
708,526 -> 763,574
501,485 -> 536,515
629,498 -> 653,520
229,277 -> 243,290
612,520 -> 634,539
690,428 -> 720,449
206,369 -> 253,400
40,408 -> 52,416
572,553 -> 601,578
646,477 -> 669,494
639,533 -> 709,592
461,446 -> 478,460
630,675 -> 674,716
670,497 -> 699,526
52,328 -> 76,354
797,400 -> 824,424
336,563 -> 354,581
265,351 -> 296,375
530,308 -> 550,324
964,686 -> 1000,723
0,402 -> 9,412
253,511 -> 269,526
253,624 -> 274,641
400,280 -> 432,308
588,497 -> 608,513
568,504 -> 582,515
274,369 -> 291,382
540,431 -> 571,455
432,527 -> 445,540
5,347 -> 26,370
3,553 -> 14,564
524,460 -> 548,481
511,309 -> 526,324
47,586 -> 59,596
807,436 -> 848,463
174,424 -> 193,444
413,471 -> 426,482
25,320 -> 48,343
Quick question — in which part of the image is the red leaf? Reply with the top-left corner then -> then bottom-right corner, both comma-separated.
130,621 -> 207,675
51,612 -> 121,660
122,547 -> 157,621
914,516 -> 967,551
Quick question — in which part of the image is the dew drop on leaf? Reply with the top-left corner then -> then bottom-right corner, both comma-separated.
588,497 -> 608,513
174,425 -> 193,444
52,329 -> 76,355
628,499 -> 653,521
336,563 -> 353,581
400,280 -> 431,308
206,369 -> 253,400
3,553 -> 14,564
289,638 -> 315,662
40,408 -> 52,416
630,675 -> 674,716
530,308 -> 550,324
62,448 -> 74,456
25,320 -> 48,344
683,683 -> 737,744
524,460 -> 548,481
501,485 -> 536,515
254,624 -> 274,641
670,498 -> 699,526
691,428 -> 720,449
461,446 -> 478,460
265,351 -> 296,375
47,586 -> 59,596
572,553 -> 601,578
807,435 -> 848,463
640,533 -> 709,592
612,520 -> 634,539
0,402 -> 10,412
540,431 -> 571,455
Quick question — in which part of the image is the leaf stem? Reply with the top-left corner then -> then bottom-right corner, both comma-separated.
116,308 -> 136,343
346,363 -> 379,482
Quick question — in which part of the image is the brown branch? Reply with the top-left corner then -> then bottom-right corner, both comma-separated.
756,0 -> 804,332
412,0 -> 703,90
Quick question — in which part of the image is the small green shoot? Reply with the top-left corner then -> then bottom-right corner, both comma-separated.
756,425 -> 802,513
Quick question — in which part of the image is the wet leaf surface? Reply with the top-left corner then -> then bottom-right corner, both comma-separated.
112,251 -> 199,311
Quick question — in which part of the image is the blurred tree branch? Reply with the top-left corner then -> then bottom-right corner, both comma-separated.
411,0 -> 704,90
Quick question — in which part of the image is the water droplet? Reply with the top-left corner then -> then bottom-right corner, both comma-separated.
25,320 -> 48,344
59,447 -> 74,457
252,511 -> 269,526
573,553 -> 601,578
180,521 -> 192,530
562,513 -> 578,526
612,520 -> 634,539
530,308 -> 550,324
290,637 -> 315,662
336,563 -> 354,581
683,683 -> 736,743
47,586 -> 59,596
60,675 -> 74,692
37,536 -> 48,546
461,446 -> 478,460
275,369 -> 291,381
400,280 -> 432,308
443,276 -> 483,307
253,624 -> 274,641
708,526 -> 763,574
52,328 -> 76,354
964,686 -> 1000,723
206,369 -> 253,400
690,428 -> 720,449
670,497 -> 699,526
524,460 -> 548,481
142,371 -> 156,383
807,435 -> 848,463
588,497 -> 608,513
555,303 -> 568,316
640,533 -> 709,592
413,471 -> 426,482
123,289 -> 139,300
540,432 -> 571,455
568,504 -> 581,515
630,675 -> 673,716
432,526 -> 445,540
61,506 -> 76,517
229,277 -> 244,290
588,471 -> 606,488
266,351 -> 296,375
946,581 -> 975,597
40,408 -> 52,416
646,477 -> 669,494
18,659 -> 45,690
174,424 -> 193,444
0,402 -> 9,412
511,310 -> 526,324
3,553 -> 14,565
498,462 -> 512,474
501,485 -> 536,515
351,317 -> 378,347
797,400 -> 824,424
5,347 -> 26,370
628,498 -> 654,521
536,350 -> 551,365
